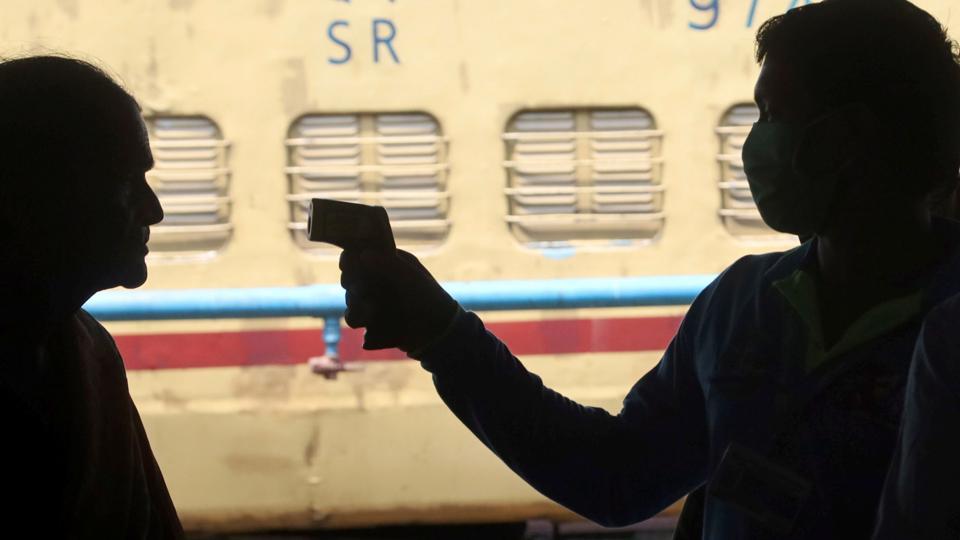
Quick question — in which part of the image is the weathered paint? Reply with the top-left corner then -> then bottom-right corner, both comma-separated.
113,315 -> 684,369
1,0 -> 955,532
130,351 -> 669,531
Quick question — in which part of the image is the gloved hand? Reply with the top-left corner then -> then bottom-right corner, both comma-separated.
338,249 -> 459,353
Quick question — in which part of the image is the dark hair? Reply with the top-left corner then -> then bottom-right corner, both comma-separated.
756,0 -> 960,198
0,56 -> 137,216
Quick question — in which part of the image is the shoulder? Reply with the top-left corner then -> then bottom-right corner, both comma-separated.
916,294 -> 960,382
925,293 -> 960,329
715,251 -> 792,293
74,309 -> 126,373
920,294 -> 960,352
671,246 -> 804,361
75,309 -> 117,344
687,247 -> 801,322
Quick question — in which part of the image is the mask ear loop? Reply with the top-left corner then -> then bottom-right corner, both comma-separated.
789,103 -> 884,237
809,104 -> 958,223
792,102 -> 882,180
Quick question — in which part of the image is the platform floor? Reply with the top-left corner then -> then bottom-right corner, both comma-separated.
187,517 -> 677,540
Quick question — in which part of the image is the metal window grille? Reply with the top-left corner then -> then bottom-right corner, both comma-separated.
286,113 -> 450,252
145,116 -> 232,259
503,109 -> 664,248
716,104 -> 785,238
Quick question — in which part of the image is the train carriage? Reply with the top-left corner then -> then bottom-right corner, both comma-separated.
1,0 -> 954,533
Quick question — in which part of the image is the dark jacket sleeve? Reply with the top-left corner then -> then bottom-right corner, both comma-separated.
419,297 -> 711,527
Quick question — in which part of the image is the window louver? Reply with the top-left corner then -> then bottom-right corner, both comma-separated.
146,116 -> 232,258
286,113 -> 450,252
503,108 -> 664,248
716,104 -> 783,238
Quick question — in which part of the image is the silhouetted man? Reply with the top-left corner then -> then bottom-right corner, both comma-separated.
872,293 -> 960,539
340,0 -> 960,537
0,56 -> 183,537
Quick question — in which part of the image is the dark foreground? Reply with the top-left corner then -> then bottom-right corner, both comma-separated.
188,517 -> 676,540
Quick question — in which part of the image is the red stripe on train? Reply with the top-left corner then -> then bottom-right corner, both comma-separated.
113,316 -> 683,370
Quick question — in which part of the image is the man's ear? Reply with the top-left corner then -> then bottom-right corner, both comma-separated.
793,103 -> 882,178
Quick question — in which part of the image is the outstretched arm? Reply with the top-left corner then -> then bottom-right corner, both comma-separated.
339,249 -> 710,527
419,309 -> 708,527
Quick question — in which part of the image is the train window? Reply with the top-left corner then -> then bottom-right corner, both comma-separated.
716,104 -> 782,238
503,108 -> 664,248
285,112 -> 450,253
145,116 -> 232,259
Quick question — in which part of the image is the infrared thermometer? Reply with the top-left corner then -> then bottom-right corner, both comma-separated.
307,198 -> 396,251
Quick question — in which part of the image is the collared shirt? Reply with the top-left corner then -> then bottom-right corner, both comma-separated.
773,269 -> 925,372
419,219 -> 960,539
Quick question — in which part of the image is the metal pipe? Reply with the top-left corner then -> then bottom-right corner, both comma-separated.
323,315 -> 342,361
84,275 -> 713,321
84,275 -> 714,367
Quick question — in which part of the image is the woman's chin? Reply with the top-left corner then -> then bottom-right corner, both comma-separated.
116,259 -> 149,289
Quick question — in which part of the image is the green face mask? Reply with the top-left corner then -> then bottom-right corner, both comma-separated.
742,119 -> 846,236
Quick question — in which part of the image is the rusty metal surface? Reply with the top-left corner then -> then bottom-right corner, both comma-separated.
2,0 -> 953,532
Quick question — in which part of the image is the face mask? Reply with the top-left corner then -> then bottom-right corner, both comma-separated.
742,113 -> 854,236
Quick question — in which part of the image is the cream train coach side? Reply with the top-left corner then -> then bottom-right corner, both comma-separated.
3,0 -> 953,533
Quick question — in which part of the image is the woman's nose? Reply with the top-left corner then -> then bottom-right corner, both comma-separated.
139,180 -> 164,226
